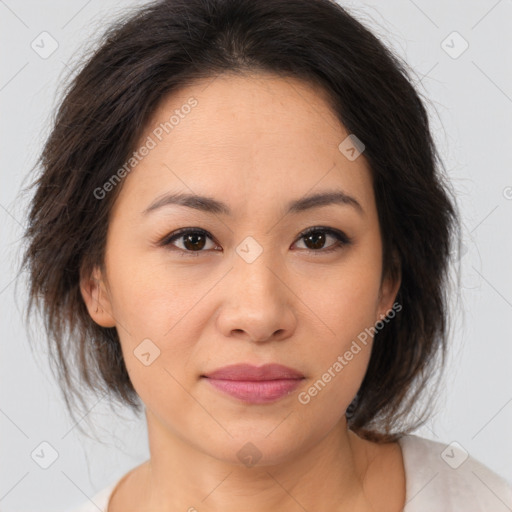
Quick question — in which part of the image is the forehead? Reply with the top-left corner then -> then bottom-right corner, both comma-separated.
110,72 -> 375,222
145,72 -> 344,153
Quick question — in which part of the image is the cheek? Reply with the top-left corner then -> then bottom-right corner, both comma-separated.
293,320 -> 373,440
299,253 -> 381,400
103,250 -> 206,398
105,243 -> 204,333
115,294 -> 202,419
313,263 -> 382,345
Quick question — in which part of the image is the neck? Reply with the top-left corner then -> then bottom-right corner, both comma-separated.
138,410 -> 372,512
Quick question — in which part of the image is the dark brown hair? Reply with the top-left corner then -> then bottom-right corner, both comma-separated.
19,0 -> 462,442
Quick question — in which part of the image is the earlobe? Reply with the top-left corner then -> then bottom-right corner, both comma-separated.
80,266 -> 116,328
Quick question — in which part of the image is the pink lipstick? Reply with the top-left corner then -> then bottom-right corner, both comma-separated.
202,363 -> 304,404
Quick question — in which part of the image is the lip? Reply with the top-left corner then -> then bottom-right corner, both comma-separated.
204,363 -> 304,381
202,363 -> 304,404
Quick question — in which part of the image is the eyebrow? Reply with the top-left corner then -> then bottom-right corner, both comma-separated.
142,189 -> 364,217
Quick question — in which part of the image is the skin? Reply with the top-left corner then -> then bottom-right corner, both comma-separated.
81,72 -> 405,512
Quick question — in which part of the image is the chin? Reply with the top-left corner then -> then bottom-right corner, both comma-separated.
195,425 -> 313,469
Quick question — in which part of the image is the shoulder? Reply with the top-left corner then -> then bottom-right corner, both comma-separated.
69,460 -> 148,512
397,434 -> 512,512
68,480 -> 118,512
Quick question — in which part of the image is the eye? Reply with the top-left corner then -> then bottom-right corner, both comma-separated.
159,226 -> 352,256
160,228 -> 218,256
292,226 -> 352,254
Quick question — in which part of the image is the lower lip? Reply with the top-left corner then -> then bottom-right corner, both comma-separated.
204,378 -> 303,403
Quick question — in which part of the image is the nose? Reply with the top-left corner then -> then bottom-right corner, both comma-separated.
215,249 -> 297,344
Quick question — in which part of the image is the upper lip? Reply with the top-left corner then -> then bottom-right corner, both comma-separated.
203,363 -> 304,381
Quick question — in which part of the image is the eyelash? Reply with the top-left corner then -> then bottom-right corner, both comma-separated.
158,226 -> 352,257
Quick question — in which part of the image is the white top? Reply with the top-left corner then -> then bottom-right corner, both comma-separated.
69,434 -> 512,511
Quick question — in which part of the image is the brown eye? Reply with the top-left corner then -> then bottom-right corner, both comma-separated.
161,228 -> 217,254
293,227 -> 352,254
160,226 -> 351,257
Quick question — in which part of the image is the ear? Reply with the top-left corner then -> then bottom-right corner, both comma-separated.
80,265 -> 116,328
376,249 -> 402,322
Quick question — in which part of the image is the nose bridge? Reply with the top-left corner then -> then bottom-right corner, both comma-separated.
232,233 -> 283,301
216,233 -> 294,342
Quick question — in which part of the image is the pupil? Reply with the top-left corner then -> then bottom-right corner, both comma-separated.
184,233 -> 205,251
306,232 -> 325,249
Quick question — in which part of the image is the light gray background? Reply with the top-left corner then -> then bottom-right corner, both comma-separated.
1,0 -> 511,510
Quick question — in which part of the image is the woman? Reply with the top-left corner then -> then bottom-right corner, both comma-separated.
20,0 -> 512,510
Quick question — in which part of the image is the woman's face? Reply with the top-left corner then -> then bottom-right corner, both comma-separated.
82,72 -> 400,465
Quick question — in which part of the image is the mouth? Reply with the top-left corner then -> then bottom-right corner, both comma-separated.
201,363 -> 305,404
